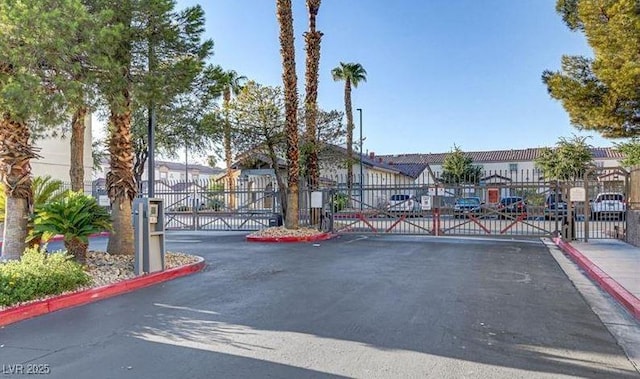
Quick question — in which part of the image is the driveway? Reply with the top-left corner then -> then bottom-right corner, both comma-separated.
1,233 -> 638,378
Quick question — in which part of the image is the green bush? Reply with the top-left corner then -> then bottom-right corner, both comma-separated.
0,246 -> 91,307
333,193 -> 349,212
207,198 -> 224,211
32,191 -> 112,263
0,176 -> 67,224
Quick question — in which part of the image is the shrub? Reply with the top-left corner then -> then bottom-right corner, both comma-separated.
333,193 -> 349,212
207,198 -> 224,211
32,191 -> 112,263
0,176 -> 67,224
0,246 -> 91,307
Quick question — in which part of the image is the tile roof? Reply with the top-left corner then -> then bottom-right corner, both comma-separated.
155,160 -> 224,175
318,145 -> 433,178
378,147 -> 623,165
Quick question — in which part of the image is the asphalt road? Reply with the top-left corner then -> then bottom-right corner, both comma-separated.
1,233 -> 638,378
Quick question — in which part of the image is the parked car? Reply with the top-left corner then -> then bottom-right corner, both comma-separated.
544,193 -> 567,220
386,194 -> 420,213
453,197 -> 482,218
497,196 -> 527,218
591,192 -> 626,220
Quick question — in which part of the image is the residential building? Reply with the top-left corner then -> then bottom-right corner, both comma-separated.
377,147 -> 627,204
31,116 -> 93,191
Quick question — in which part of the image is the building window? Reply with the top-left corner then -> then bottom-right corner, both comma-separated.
509,163 -> 518,172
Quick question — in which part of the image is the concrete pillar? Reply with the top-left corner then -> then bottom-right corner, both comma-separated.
626,166 -> 640,247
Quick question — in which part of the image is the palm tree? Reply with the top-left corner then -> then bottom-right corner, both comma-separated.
276,0 -> 300,229
220,69 -> 246,209
303,0 -> 322,193
0,115 -> 36,259
331,62 -> 367,195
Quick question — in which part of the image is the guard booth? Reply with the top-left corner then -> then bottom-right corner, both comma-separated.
133,198 -> 166,275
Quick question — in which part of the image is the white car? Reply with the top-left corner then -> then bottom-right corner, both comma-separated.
386,194 -> 419,213
591,192 -> 626,220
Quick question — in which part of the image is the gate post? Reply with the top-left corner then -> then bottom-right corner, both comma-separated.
626,166 -> 640,247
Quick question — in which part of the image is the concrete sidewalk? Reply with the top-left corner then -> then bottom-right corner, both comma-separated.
554,238 -> 640,321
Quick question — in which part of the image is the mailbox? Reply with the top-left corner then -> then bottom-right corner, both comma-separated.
133,198 -> 165,275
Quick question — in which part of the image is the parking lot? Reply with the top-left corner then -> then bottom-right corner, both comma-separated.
1,232 -> 638,378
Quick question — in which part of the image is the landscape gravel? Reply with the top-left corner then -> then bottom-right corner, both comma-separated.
247,226 -> 326,238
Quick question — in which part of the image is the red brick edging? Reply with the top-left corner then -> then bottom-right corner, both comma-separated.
553,237 -> 640,321
246,232 -> 334,243
0,257 -> 205,327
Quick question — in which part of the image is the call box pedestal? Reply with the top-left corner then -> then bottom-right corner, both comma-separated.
133,198 -> 165,275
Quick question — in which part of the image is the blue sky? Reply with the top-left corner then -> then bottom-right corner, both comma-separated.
174,0 -> 611,156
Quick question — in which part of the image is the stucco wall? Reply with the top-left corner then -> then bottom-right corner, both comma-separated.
31,115 -> 93,189
626,210 -> 640,247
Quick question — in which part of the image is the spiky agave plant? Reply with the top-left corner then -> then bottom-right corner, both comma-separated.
32,191 -> 112,263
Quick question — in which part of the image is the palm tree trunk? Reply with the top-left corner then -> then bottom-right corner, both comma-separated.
344,78 -> 354,198
106,105 -> 136,256
70,106 -> 88,192
0,115 -> 35,259
304,0 -> 322,191
276,0 -> 300,229
65,238 -> 88,264
304,0 -> 322,226
223,89 -> 235,210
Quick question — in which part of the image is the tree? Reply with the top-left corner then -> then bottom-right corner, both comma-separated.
303,0 -> 323,191
228,82 -> 344,220
331,62 -> 367,194
543,0 -> 640,138
0,0 -> 90,259
207,155 -> 217,168
441,145 -> 482,187
615,138 -> 640,167
276,0 -> 300,229
535,135 -> 594,181
130,64 -> 223,191
228,82 -> 287,217
89,0 -> 212,255
219,68 -> 247,208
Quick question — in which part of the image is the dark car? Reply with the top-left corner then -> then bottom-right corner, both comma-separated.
497,196 -> 527,218
453,197 -> 482,218
544,193 -> 567,220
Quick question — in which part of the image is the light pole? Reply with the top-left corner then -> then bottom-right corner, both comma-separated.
356,108 -> 363,210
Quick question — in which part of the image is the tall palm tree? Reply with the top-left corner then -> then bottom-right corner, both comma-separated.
331,62 -> 367,194
220,69 -> 246,209
303,0 -> 322,192
276,0 -> 300,229
0,115 -> 36,259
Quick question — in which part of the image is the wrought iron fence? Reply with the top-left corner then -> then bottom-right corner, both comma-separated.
324,168 -> 629,240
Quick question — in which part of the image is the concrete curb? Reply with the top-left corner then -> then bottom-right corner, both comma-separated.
0,232 -> 111,248
246,232 -> 334,243
0,257 -> 205,327
553,237 -> 640,321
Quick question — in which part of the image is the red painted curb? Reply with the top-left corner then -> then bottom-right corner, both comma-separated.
246,232 -> 334,243
0,257 -> 205,327
0,232 -> 111,248
553,237 -> 640,321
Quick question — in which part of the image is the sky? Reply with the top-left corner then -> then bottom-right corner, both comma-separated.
167,0 -> 611,158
